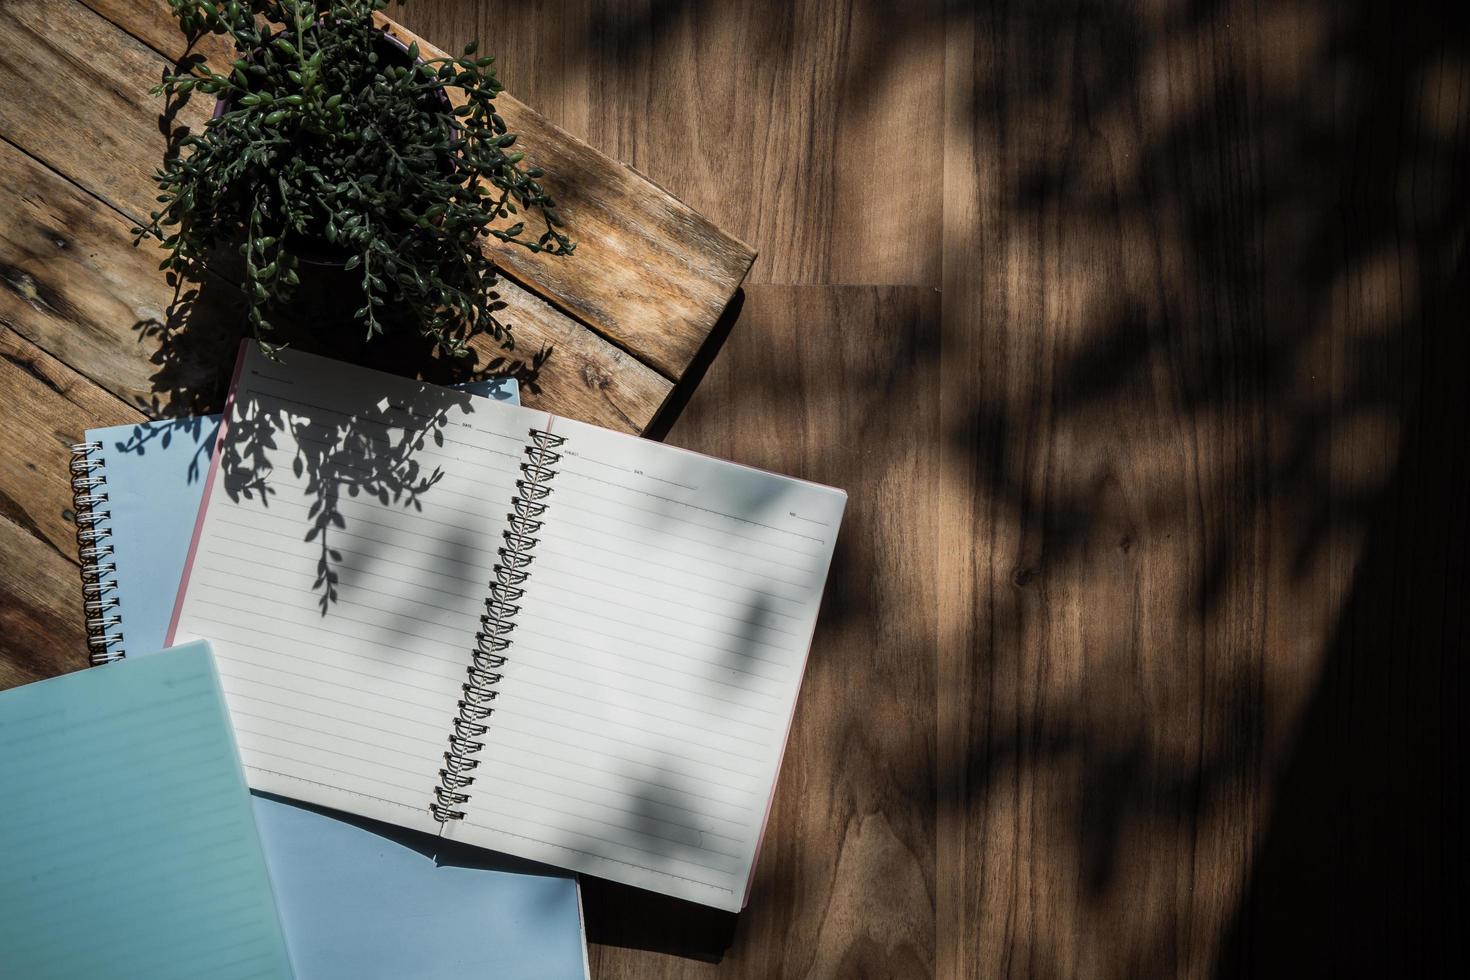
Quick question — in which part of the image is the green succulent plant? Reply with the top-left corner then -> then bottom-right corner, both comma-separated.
143,0 -> 573,363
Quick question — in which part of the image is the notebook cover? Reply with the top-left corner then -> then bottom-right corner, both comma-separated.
0,642 -> 295,980
84,378 -> 591,980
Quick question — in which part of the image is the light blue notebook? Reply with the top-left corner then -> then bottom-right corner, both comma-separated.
0,642 -> 295,980
71,378 -> 591,980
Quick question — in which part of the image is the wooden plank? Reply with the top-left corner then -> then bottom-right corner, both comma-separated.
401,0 -> 943,288
0,326 -> 141,561
80,0 -> 757,379
590,284 -> 939,978
0,0 -> 670,433
0,513 -> 89,689
0,133 -> 667,431
0,327 -> 135,687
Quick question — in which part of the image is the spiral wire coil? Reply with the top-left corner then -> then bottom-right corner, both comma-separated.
69,442 -> 125,665
431,428 -> 565,822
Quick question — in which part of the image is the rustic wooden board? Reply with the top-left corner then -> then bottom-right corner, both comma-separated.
79,0 -> 756,380
0,0 -> 671,434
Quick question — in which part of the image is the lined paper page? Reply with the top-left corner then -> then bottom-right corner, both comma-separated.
0,643 -> 294,980
446,416 -> 846,910
171,346 -> 546,833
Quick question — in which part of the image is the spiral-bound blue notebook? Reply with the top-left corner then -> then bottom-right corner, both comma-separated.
71,378 -> 591,980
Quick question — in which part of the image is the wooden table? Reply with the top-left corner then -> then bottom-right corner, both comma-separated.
3,1 -> 1468,978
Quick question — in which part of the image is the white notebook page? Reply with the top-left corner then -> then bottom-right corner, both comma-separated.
171,346 -> 545,833
444,416 -> 847,910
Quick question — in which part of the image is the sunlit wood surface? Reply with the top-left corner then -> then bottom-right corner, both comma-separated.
2,1 -> 1467,977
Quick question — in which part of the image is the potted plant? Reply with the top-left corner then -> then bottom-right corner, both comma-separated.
143,0 -> 572,367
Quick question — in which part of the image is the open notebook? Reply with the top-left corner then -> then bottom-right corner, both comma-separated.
168,344 -> 847,910
71,386 -> 591,979
0,643 -> 294,979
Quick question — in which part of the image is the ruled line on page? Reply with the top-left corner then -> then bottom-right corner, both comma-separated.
510,640 -> 785,712
475,761 -> 759,825
537,484 -> 827,563
486,715 -> 768,785
452,819 -> 738,895
196,578 -> 478,655
535,545 -> 809,617
218,676 -> 445,734
205,561 -> 482,623
546,515 -> 816,586
531,577 -> 803,641
209,511 -> 498,576
505,661 -> 778,733
229,703 -> 444,753
193,607 -> 470,675
194,615 -> 466,696
208,534 -> 488,594
553,463 -> 829,544
476,767 -> 750,849
515,622 -> 788,686
462,801 -> 744,877
217,478 -> 512,546
552,478 -> 829,555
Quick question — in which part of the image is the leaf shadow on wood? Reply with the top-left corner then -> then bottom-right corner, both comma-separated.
931,0 -> 1470,976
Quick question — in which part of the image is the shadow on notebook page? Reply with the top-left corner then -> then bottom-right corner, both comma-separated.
545,468 -> 813,962
111,415 -> 221,483
130,262 -> 537,622
216,375 -> 480,615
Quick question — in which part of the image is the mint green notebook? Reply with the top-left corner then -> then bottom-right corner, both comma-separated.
0,642 -> 293,979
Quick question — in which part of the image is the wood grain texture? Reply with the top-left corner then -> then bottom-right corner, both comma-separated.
79,0 -> 756,380
0,124 -> 667,433
392,0 -> 945,287
0,0 -> 670,433
0,327 -> 140,560
940,1 -> 1469,978
0,327 -> 130,687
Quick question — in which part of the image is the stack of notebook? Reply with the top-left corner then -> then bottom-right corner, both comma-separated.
69,376 -> 590,979
23,343 -> 846,975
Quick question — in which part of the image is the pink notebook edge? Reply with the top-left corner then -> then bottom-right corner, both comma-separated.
165,339 -> 249,646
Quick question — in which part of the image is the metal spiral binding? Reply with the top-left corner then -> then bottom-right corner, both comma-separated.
432,427 -> 566,822
70,442 -> 124,665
